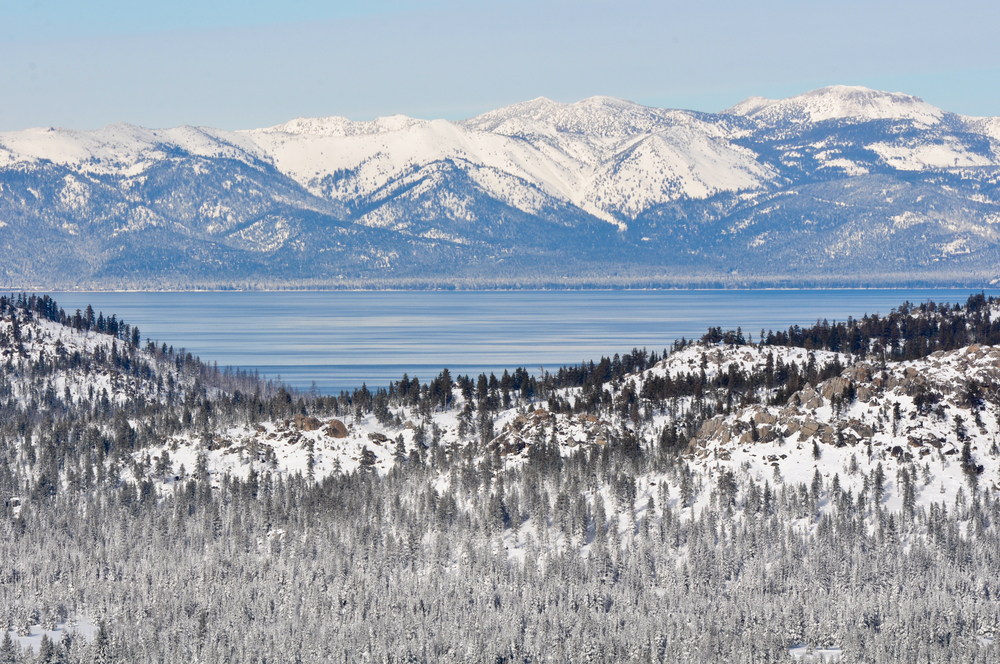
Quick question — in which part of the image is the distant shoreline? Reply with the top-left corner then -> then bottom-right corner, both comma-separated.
5,283 -> 998,294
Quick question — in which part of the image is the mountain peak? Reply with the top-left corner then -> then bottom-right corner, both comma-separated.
723,85 -> 945,125
461,95 -> 687,138
250,114 -> 426,138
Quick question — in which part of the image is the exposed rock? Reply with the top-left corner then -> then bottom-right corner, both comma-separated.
798,385 -> 824,409
293,415 -> 323,431
325,419 -> 348,438
845,363 -> 872,382
821,376 -> 852,400
843,419 -> 874,439
699,416 -> 726,440
753,411 -> 777,425
798,420 -> 820,441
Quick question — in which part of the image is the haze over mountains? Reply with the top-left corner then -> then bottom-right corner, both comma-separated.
2,85 -> 1000,289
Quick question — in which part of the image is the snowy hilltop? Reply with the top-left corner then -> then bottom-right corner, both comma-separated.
2,86 -> 1000,288
2,292 -> 1000,660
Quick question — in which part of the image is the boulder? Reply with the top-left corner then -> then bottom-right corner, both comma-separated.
821,376 -> 851,400
293,414 -> 323,431
753,410 -> 777,425
798,420 -> 820,441
799,385 -> 824,409
325,419 -> 348,438
805,394 -> 824,409
368,432 -> 389,443
845,363 -> 871,383
698,416 -> 726,439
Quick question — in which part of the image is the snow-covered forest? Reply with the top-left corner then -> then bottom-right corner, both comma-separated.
2,293 -> 1000,662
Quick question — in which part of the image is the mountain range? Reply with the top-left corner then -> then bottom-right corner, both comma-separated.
2,85 -> 1000,289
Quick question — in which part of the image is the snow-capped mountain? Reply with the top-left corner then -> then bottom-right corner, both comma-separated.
244,96 -> 774,228
2,86 -> 1000,288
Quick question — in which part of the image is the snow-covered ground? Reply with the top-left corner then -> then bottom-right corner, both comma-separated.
5,616 -> 99,650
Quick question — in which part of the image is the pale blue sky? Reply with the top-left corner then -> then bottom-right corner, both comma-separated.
1,0 -> 998,131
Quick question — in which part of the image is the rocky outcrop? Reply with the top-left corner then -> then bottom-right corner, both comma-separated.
690,344 -> 1000,461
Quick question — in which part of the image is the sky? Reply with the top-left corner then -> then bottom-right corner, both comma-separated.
1,0 -> 998,131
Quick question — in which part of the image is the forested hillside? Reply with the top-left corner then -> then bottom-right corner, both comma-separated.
2,293 -> 1000,661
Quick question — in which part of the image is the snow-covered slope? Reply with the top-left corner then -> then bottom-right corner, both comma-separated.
0,123 -> 268,174
686,343 -> 1000,517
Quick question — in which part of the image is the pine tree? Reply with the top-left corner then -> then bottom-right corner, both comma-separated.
0,632 -> 16,664
36,634 -> 56,664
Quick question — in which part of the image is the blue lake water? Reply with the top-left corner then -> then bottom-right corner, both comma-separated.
47,289 -> 1000,394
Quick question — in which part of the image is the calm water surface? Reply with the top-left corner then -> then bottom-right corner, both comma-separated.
49,290 -> 999,394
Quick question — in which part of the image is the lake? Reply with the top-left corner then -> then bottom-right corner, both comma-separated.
47,289 -> 999,394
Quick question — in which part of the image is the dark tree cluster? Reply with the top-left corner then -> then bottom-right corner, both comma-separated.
756,293 -> 1000,360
